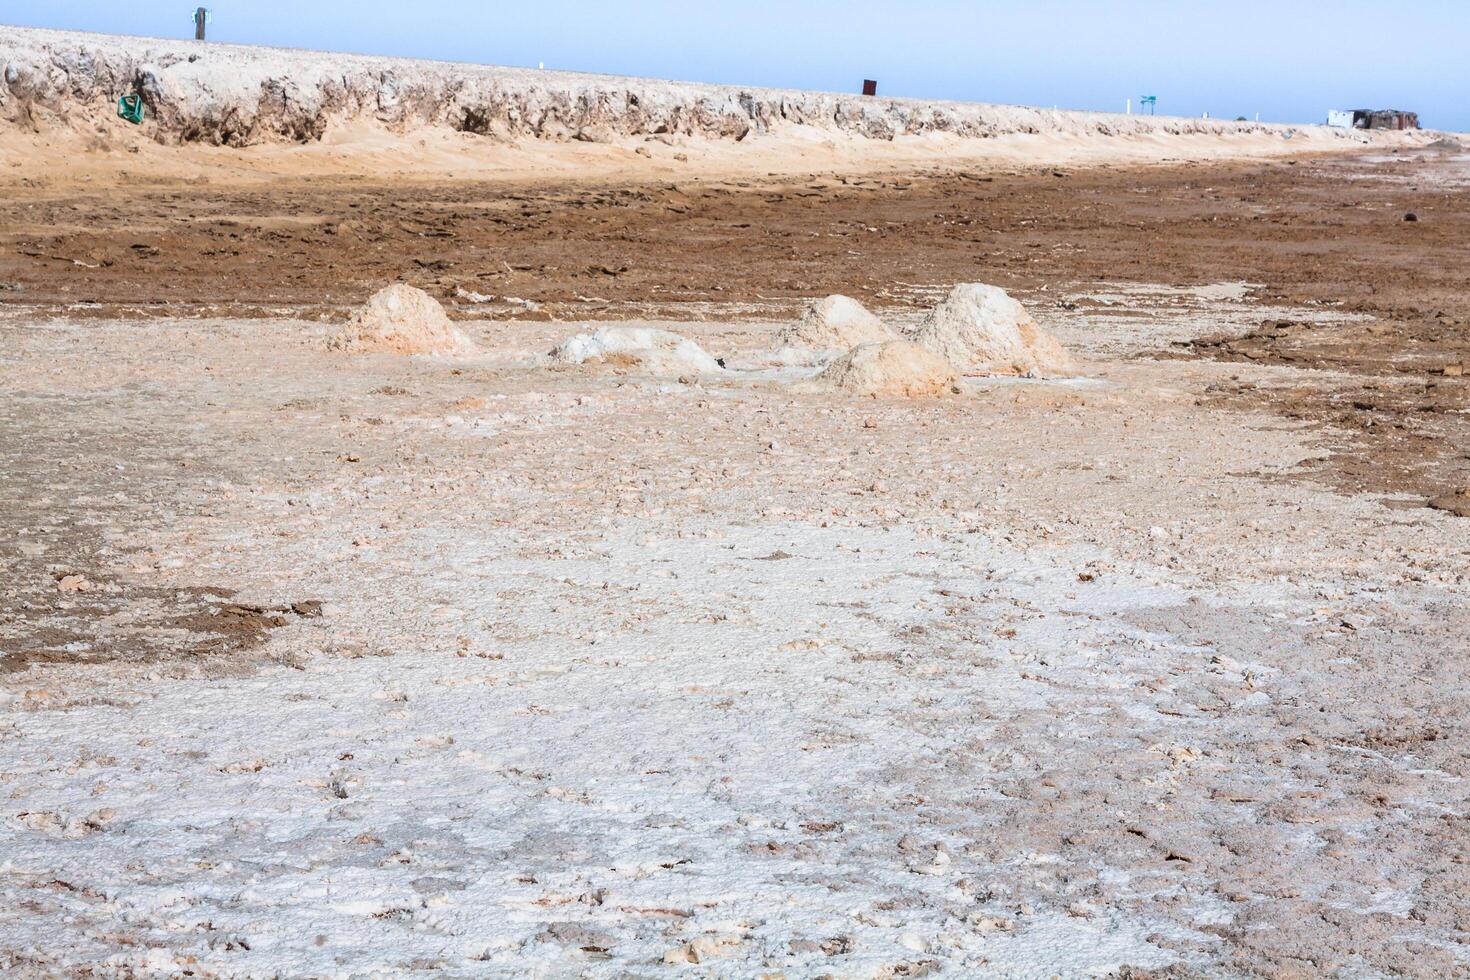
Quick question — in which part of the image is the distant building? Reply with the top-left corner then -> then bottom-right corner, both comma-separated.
1327,109 -> 1419,130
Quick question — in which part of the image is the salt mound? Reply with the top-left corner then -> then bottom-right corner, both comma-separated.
777,295 -> 897,349
909,283 -> 1073,376
330,284 -> 478,355
550,326 -> 722,375
811,341 -> 957,397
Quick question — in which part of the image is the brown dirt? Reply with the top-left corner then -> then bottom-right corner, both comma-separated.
0,365 -> 324,686
2,149 -> 1467,507
2,153 -> 1465,321
1183,314 -> 1470,505
0,584 -> 316,679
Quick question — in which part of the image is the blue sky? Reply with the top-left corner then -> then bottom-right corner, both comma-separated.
9,1 -> 1469,130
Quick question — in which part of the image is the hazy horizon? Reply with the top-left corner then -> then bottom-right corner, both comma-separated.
7,1 -> 1468,131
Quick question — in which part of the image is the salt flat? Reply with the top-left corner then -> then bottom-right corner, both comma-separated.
3,25 -> 1468,977
2,303 -> 1466,976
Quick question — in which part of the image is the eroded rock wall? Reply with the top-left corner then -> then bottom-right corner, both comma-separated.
1,25 -> 1374,149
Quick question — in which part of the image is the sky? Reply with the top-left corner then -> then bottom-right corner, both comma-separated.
7,1 -> 1469,130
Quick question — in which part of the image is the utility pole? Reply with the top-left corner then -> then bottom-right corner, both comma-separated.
194,7 -> 208,41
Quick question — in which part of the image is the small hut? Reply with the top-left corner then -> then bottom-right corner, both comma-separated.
1327,109 -> 1419,130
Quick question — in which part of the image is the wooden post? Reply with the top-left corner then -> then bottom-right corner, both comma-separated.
195,7 -> 208,40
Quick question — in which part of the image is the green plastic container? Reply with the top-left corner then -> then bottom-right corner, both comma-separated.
117,94 -> 145,125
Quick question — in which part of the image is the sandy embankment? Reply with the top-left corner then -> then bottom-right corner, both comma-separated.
0,24 -> 1439,188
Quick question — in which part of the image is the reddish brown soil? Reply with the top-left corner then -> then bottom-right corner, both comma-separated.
1,149 -> 1467,507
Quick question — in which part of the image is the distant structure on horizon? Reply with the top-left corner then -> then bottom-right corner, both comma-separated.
1327,108 -> 1419,130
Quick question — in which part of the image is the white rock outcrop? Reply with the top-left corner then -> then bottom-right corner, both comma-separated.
777,295 -> 897,350
330,284 -> 477,355
0,26 -> 1387,149
810,341 -> 957,397
909,283 -> 1073,376
550,326 -> 722,375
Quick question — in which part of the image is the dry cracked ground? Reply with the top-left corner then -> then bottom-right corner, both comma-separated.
1,148 -> 1468,977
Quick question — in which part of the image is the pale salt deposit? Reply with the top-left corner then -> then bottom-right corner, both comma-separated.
910,283 -> 1074,376
5,306 -> 1470,976
0,25 -> 1410,155
777,295 -> 897,350
549,325 -> 722,375
329,284 -> 478,356
809,340 -> 958,396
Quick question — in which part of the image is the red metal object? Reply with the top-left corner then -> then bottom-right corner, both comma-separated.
862,79 -> 877,97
